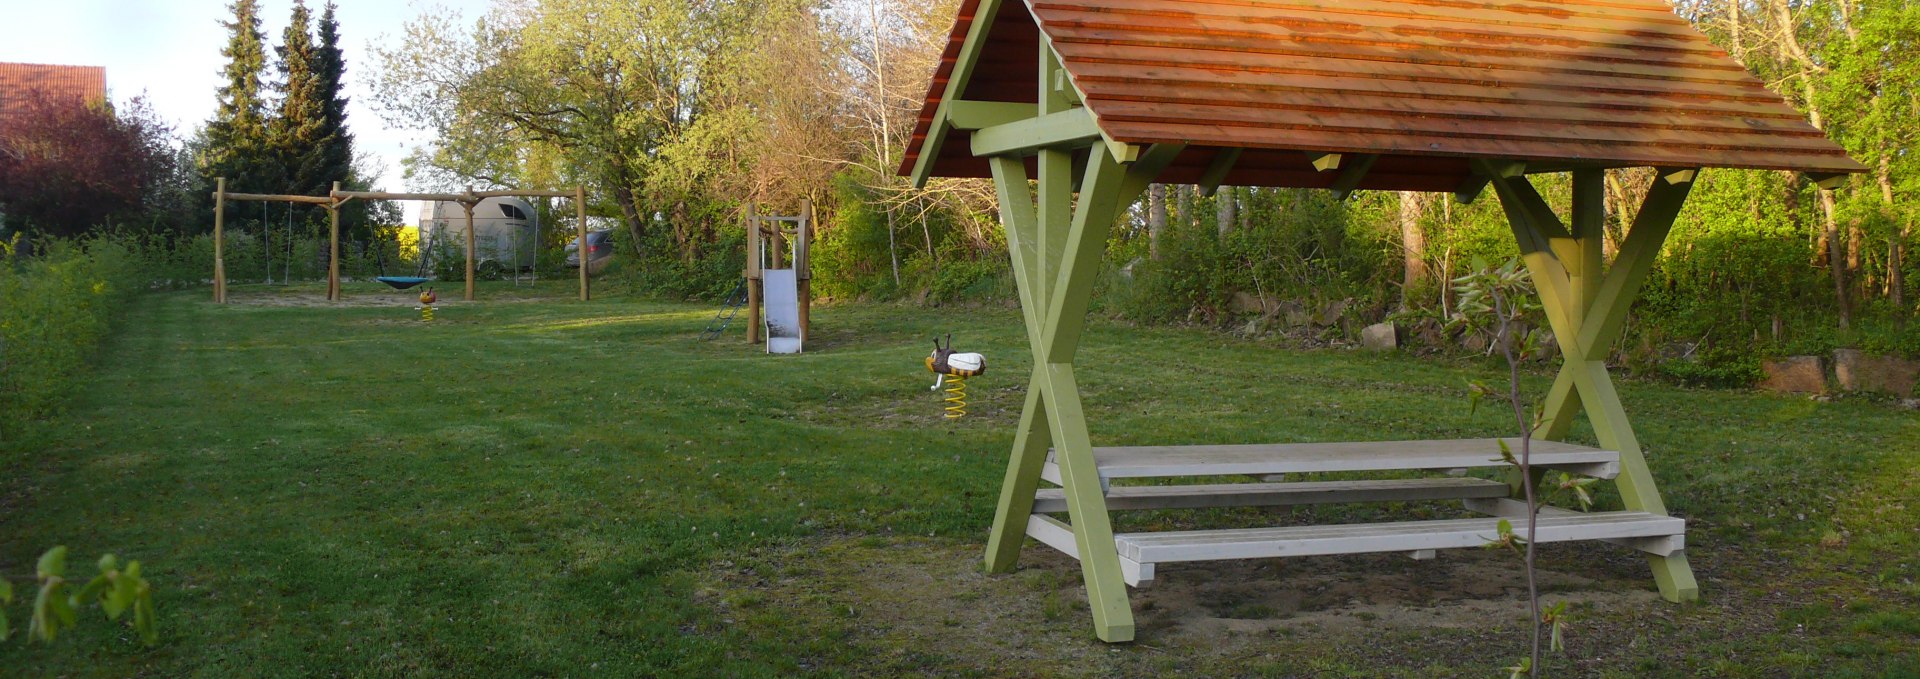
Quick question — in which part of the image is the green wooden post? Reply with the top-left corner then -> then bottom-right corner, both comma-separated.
976,42 -> 1174,636
1482,165 -> 1701,603
984,156 -> 1053,574
1035,47 -> 1073,310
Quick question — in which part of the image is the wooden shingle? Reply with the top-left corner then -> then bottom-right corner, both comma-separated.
902,0 -> 1864,189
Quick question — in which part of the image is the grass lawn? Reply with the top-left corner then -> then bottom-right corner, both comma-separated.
3,281 -> 1917,677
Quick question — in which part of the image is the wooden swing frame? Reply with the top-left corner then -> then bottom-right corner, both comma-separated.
211,179 -> 590,303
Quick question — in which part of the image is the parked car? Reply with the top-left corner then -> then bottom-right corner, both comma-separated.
564,229 -> 616,275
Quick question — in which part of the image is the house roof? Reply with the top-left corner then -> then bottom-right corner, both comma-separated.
0,62 -> 107,125
901,0 -> 1863,191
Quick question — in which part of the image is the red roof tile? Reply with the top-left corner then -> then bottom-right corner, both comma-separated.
0,62 -> 107,125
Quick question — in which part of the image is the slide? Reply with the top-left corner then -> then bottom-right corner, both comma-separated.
763,269 -> 803,354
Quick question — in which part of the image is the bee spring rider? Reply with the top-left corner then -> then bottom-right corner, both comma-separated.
418,287 -> 438,322
926,334 -> 985,419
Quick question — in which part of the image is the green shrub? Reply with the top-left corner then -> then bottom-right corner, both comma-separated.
0,236 -> 147,438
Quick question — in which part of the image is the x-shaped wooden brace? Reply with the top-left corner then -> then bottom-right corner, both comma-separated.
974,126 -> 1182,642
1477,162 -> 1701,602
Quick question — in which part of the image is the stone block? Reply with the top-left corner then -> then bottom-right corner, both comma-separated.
1361,322 -> 1397,351
1760,356 -> 1827,394
1833,349 -> 1919,397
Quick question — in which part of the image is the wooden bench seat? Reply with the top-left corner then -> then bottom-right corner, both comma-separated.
1042,437 -> 1619,484
1026,509 -> 1684,586
1030,477 -> 1509,513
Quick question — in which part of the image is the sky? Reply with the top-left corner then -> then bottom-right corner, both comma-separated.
0,0 -> 495,198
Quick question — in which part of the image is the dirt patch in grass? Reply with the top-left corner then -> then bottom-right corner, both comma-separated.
700,535 -> 1673,675
218,288 -> 457,308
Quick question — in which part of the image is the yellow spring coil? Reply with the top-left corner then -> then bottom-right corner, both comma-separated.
942,375 -> 968,419
421,305 -> 434,322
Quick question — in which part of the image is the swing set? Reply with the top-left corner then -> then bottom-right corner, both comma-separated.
211,179 -> 590,303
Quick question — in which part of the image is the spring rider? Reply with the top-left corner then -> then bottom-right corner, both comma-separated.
418,287 -> 437,322
926,334 -> 985,419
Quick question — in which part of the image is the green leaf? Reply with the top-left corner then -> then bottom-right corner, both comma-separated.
1544,600 -> 1570,652
73,572 -> 111,612
31,579 -> 64,642
97,554 -> 118,572
1507,656 -> 1532,678
0,577 -> 12,604
133,585 -> 158,646
104,573 -> 133,620
37,546 -> 68,580
50,587 -> 78,627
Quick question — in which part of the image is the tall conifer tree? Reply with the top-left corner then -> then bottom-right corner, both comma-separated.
313,1 -> 356,190
202,0 -> 273,192
273,0 -> 327,197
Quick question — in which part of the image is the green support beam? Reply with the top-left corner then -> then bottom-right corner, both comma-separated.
978,44 -> 1183,641
1483,165 -> 1701,604
948,100 -> 1039,130
970,107 -> 1104,157
982,145 -> 1157,642
1198,148 -> 1243,196
1330,153 -> 1380,200
908,0 -> 1005,187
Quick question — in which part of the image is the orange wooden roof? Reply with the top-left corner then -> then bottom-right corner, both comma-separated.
0,62 -> 106,125
901,0 -> 1863,191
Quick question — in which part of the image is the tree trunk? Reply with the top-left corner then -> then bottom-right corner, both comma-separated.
1216,185 -> 1236,238
1236,187 -> 1251,231
1880,154 -> 1906,313
1148,184 -> 1167,258
1399,191 -> 1427,309
675,200 -> 694,265
607,155 -> 646,250
613,184 -> 644,249
921,205 -> 936,273
1823,188 -> 1851,329
1175,184 -> 1192,230
884,206 -> 900,285
1771,0 -> 1850,328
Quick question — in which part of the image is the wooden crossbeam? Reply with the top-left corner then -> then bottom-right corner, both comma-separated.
948,100 -> 1037,130
1197,148 -> 1243,196
1805,172 -> 1848,189
969,107 -> 1103,157
1330,153 -> 1379,200
1455,160 -> 1526,203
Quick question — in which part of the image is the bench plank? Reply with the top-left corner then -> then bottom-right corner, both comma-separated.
1463,497 -> 1686,556
1113,511 -> 1684,563
1030,477 -> 1509,513
1050,438 -> 1619,479
1026,514 -> 1155,585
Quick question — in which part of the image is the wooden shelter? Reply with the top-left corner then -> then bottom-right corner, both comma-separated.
901,0 -> 1862,642
211,181 -> 590,303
